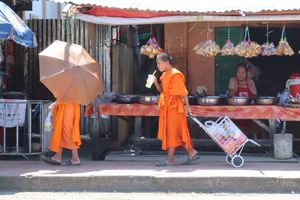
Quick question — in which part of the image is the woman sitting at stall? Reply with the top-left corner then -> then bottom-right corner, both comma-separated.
228,63 -> 267,139
228,62 -> 257,97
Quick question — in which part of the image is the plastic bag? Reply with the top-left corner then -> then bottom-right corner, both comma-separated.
235,26 -> 261,58
260,42 -> 276,56
194,40 -> 220,57
276,27 -> 294,56
260,24 -> 276,56
221,40 -> 235,56
140,36 -> 163,58
44,111 -> 52,132
221,28 -> 235,56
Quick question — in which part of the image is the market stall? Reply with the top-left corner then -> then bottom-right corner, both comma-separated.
99,103 -> 295,152
51,0 -> 300,159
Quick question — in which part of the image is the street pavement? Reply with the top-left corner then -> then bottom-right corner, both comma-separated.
0,153 -> 300,193
0,192 -> 300,200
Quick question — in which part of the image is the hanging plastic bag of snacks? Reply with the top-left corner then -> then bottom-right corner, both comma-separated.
260,23 -> 276,56
140,36 -> 163,58
235,26 -> 261,58
194,40 -> 220,57
221,40 -> 235,56
261,42 -> 276,56
276,27 -> 294,56
221,27 -> 235,56
193,26 -> 220,57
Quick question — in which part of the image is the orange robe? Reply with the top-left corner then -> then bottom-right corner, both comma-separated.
157,68 -> 193,150
49,103 -> 81,153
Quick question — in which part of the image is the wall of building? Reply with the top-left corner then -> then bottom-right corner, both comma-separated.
165,22 -> 244,95
24,0 -> 64,19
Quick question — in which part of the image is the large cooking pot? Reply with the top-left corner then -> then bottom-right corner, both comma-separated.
196,96 -> 222,106
138,95 -> 158,104
115,94 -> 138,104
226,96 -> 252,105
255,96 -> 278,105
189,95 -> 198,105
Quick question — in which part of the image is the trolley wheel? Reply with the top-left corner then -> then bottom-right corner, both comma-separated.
134,146 -> 143,155
225,155 -> 232,165
231,155 -> 244,168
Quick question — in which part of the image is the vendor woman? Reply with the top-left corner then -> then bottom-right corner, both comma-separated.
228,62 -> 257,97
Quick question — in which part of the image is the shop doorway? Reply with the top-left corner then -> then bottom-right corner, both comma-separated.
215,27 -> 244,95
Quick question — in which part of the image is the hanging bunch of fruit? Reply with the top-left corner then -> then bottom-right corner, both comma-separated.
234,26 -> 261,58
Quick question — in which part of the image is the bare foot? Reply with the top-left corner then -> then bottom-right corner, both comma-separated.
187,149 -> 198,159
51,154 -> 62,163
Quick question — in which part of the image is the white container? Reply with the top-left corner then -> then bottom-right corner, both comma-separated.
273,133 -> 293,159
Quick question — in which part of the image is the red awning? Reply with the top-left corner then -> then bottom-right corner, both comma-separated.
84,7 -> 179,18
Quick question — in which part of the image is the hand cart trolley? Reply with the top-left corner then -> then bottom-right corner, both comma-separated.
189,115 -> 260,168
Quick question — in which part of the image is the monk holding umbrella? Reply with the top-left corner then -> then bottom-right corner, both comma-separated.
152,52 -> 199,166
39,40 -> 103,166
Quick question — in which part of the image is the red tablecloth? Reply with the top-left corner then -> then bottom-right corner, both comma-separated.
99,104 -> 300,121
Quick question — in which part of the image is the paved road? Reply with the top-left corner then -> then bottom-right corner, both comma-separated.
0,192 -> 299,200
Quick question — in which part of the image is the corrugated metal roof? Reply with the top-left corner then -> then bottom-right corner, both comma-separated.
51,0 -> 300,13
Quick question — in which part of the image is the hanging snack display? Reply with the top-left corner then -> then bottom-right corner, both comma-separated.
276,39 -> 294,56
261,42 -> 276,56
194,40 -> 220,57
276,27 -> 294,56
221,27 -> 235,56
221,40 -> 235,56
235,27 -> 261,58
140,36 -> 163,58
235,41 -> 261,58
194,26 -> 220,57
260,23 -> 276,56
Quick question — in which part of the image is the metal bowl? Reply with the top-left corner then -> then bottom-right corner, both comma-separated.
196,96 -> 222,106
115,94 -> 138,104
138,96 -> 158,104
226,96 -> 252,105
189,95 -> 198,105
255,96 -> 278,105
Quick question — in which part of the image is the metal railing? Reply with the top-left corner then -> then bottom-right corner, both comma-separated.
0,100 -> 52,156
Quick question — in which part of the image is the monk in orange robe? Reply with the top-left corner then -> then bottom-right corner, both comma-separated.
153,52 -> 199,166
41,102 -> 82,166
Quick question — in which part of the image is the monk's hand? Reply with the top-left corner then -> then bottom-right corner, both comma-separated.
186,106 -> 192,116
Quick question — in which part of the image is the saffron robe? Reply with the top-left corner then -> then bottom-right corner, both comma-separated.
157,68 -> 193,150
49,103 -> 81,152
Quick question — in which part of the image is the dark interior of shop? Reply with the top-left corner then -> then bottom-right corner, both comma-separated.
249,26 -> 300,153
249,26 -> 300,96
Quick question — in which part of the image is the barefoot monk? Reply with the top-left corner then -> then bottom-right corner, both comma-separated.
152,52 -> 199,166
